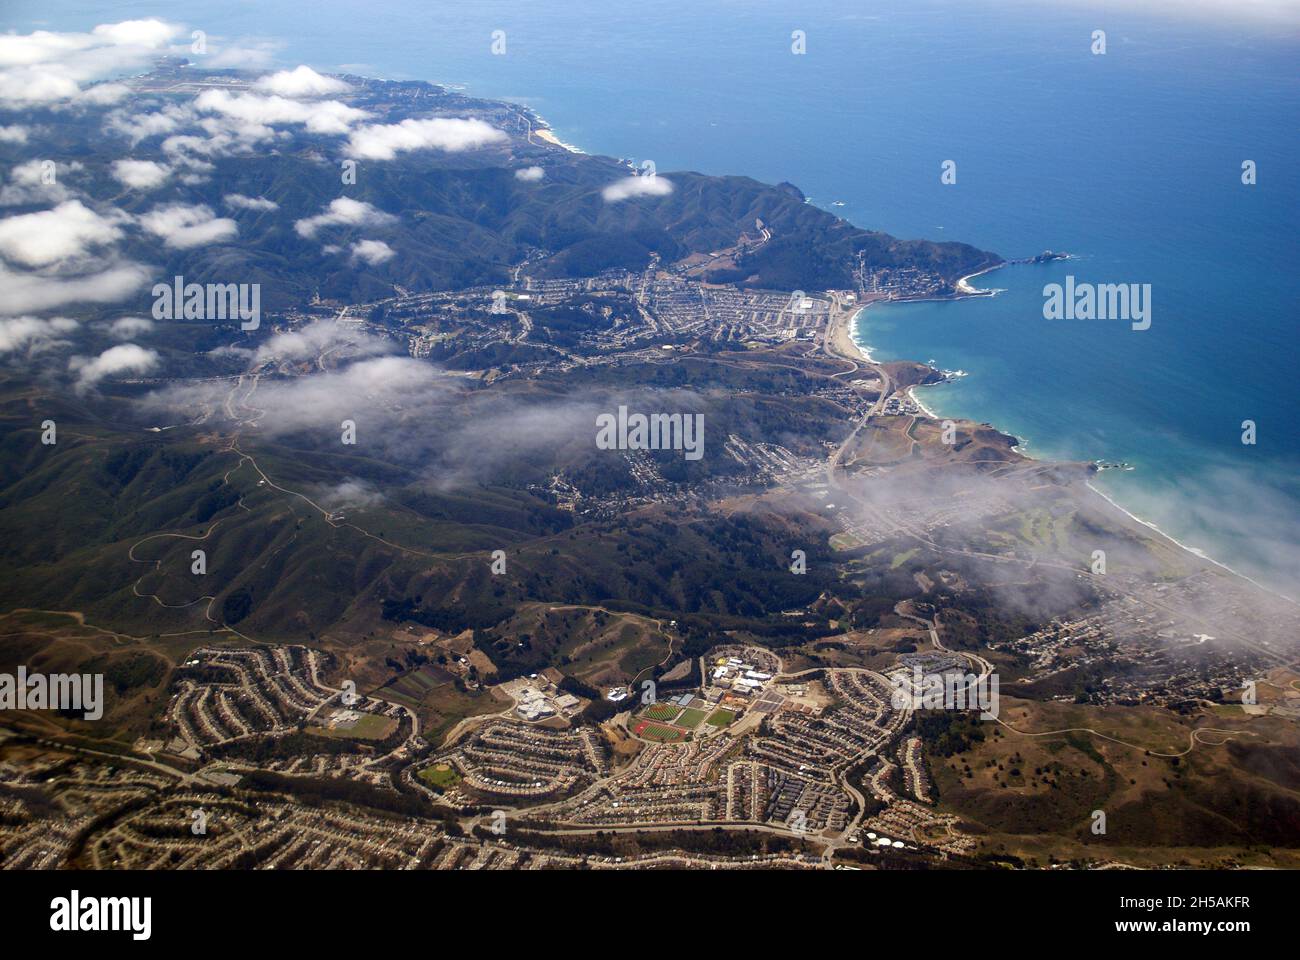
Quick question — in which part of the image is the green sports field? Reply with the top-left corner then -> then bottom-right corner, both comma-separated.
642,702 -> 681,722
706,708 -> 737,727
675,707 -> 707,729
418,763 -> 461,790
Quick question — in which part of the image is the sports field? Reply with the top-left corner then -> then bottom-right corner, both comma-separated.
675,707 -> 707,729
634,720 -> 687,742
418,763 -> 461,790
641,702 -> 681,722
706,708 -> 737,727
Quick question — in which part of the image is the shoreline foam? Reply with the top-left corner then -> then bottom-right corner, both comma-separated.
847,278 -> 1294,603
1085,479 -> 1296,604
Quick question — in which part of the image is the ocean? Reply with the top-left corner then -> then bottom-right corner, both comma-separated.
7,0 -> 1299,595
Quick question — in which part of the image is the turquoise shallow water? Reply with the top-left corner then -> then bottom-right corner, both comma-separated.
855,256 -> 1300,597
6,0 -> 1299,594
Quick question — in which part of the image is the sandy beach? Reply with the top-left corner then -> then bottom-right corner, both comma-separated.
532,125 -> 584,154
828,303 -> 872,364
829,298 -> 940,419
835,279 -> 1276,598
955,263 -> 1003,296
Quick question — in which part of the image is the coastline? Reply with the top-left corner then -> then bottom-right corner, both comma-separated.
836,281 -> 1294,603
532,124 -> 585,154
1084,479 -> 1296,604
955,263 -> 1003,296
357,64 -> 1294,606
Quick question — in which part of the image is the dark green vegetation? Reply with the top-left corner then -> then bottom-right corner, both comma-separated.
8,66 -> 997,317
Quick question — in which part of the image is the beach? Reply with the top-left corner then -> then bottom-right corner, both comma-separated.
844,286 -> 1297,603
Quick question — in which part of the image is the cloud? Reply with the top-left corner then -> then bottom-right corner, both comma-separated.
0,200 -> 124,267
346,117 -> 507,160
0,67 -> 79,105
254,320 -> 394,365
0,261 -> 150,314
111,159 -> 171,190
194,89 -> 369,136
0,19 -> 182,108
602,175 -> 674,203
74,81 -> 130,106
160,135 -> 219,172
107,315 -> 154,338
149,353 -> 454,437
0,315 -> 78,355
202,39 -> 280,71
254,65 -> 350,98
105,104 -> 189,144
350,239 -> 394,265
515,165 -> 545,182
317,478 -> 385,511
0,125 -> 29,144
143,323 -> 468,446
139,202 -> 238,249
70,342 -> 159,388
294,197 -> 396,238
0,159 -> 84,206
223,193 -> 279,212
88,19 -> 177,48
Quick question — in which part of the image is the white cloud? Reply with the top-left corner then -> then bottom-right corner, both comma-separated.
70,342 -> 159,388
236,355 -> 446,433
0,158 -> 84,206
0,19 -> 182,108
223,193 -> 279,212
139,202 -> 238,249
350,239 -> 394,265
0,315 -> 77,355
202,39 -> 280,71
515,165 -> 545,182
346,117 -> 506,160
105,104 -> 189,144
294,197 -> 396,238
0,67 -> 79,106
111,159 -> 171,190
0,200 -> 124,267
602,175 -> 674,203
318,478 -> 385,510
75,81 -> 130,106
88,19 -> 177,48
0,125 -> 29,144
253,320 -> 394,365
107,315 -> 154,338
254,65 -> 350,98
160,135 -> 218,171
0,261 -> 150,314
194,89 -> 368,136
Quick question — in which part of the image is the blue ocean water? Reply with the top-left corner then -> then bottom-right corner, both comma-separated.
6,0 -> 1298,594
